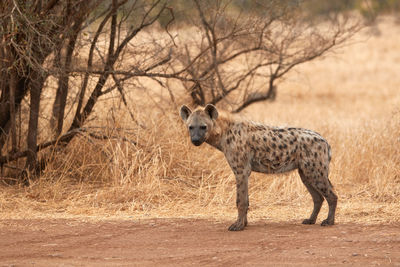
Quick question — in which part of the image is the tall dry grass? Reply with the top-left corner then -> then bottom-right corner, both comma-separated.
0,17 -> 399,224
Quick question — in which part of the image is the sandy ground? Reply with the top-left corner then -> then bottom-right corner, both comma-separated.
0,218 -> 399,266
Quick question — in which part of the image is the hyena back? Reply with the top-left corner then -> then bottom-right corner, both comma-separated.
180,104 -> 337,231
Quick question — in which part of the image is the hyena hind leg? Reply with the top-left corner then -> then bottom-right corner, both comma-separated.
319,180 -> 337,226
298,169 -> 324,225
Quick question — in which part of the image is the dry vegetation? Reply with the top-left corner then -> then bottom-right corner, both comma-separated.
0,17 -> 399,225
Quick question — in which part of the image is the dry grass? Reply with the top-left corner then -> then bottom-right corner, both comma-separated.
0,17 -> 399,224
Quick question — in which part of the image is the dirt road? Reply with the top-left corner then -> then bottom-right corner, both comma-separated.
0,218 -> 399,266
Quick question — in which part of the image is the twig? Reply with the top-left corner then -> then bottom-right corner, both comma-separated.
0,127 -> 137,165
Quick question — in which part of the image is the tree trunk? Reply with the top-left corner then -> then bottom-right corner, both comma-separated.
0,75 -> 29,152
51,18 -> 83,138
25,72 -> 45,172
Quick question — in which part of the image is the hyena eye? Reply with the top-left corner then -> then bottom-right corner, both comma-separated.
200,125 -> 207,130
189,126 -> 194,130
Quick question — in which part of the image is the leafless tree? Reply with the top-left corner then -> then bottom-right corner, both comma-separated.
0,0 -> 178,180
172,0 -> 360,112
0,0 -> 100,174
0,0 -> 360,181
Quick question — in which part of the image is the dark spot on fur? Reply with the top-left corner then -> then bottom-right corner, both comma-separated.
272,137 -> 277,142
271,143 -> 276,149
256,125 -> 265,131
290,140 -> 294,145
278,134 -> 283,139
314,152 -> 318,158
263,137 -> 267,142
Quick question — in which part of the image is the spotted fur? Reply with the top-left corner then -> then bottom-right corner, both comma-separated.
180,104 -> 337,231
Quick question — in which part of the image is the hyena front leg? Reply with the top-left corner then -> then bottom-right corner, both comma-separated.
228,165 -> 251,231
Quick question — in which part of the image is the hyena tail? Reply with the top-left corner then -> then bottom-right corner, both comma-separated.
328,178 -> 334,189
327,143 -> 333,189
327,143 -> 332,162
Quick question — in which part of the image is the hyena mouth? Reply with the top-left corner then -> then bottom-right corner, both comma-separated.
191,140 -> 204,146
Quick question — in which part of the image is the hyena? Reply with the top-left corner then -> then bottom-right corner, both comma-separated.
180,104 -> 337,231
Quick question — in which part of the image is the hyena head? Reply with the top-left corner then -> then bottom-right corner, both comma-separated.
180,104 -> 218,146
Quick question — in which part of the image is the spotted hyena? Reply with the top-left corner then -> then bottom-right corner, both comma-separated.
180,104 -> 337,231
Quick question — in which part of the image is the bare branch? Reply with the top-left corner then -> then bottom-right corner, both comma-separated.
0,127 -> 137,165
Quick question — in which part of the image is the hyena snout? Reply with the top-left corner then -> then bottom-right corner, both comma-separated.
191,138 -> 203,146
189,125 -> 207,146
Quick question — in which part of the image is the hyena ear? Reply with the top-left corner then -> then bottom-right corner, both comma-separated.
204,104 -> 218,120
180,105 -> 192,122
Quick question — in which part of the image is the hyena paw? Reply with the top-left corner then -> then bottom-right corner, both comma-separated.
321,219 -> 334,226
302,219 -> 316,225
228,220 -> 246,231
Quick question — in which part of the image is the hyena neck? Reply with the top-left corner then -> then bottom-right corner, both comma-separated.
206,113 -> 233,151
